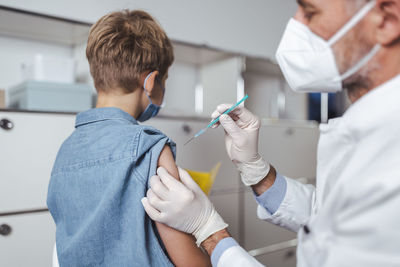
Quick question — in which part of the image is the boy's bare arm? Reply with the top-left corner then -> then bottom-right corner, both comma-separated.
156,145 -> 211,267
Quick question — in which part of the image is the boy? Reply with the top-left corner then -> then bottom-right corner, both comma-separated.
47,10 -> 210,266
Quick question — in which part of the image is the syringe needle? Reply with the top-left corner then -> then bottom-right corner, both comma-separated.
184,136 -> 195,146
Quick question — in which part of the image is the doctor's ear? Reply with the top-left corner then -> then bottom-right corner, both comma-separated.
375,0 -> 400,46
142,71 -> 160,95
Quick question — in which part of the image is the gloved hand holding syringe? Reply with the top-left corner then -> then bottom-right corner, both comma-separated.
210,98 -> 271,187
184,94 -> 249,145
186,93 -> 271,186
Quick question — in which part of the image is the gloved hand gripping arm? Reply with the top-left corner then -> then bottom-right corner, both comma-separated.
142,167 -> 228,247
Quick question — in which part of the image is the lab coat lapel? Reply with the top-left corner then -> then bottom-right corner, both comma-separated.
315,117 -> 354,211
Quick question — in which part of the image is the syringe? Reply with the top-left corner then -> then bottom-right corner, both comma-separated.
184,94 -> 249,146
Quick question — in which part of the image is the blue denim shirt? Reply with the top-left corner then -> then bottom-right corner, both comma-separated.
47,107 -> 176,267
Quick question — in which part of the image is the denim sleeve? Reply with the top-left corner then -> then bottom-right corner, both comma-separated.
211,237 -> 239,266
134,126 -> 176,184
254,173 -> 287,214
136,126 -> 176,160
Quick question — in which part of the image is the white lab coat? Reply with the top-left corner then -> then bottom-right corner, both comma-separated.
217,75 -> 400,267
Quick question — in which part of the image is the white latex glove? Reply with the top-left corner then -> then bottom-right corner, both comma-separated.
211,104 -> 270,186
141,167 -> 228,246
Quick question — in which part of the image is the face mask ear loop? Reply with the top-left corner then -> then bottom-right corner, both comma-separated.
337,44 -> 381,82
328,0 -> 377,46
143,72 -> 154,105
160,80 -> 166,107
160,91 -> 166,108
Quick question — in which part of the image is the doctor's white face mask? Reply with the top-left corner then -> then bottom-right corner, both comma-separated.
276,0 -> 380,93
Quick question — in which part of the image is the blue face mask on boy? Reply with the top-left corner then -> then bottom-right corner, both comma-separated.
137,72 -> 165,122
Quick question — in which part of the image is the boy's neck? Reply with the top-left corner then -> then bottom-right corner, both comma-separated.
96,89 -> 144,119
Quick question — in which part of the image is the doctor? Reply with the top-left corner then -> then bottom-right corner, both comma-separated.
142,0 -> 400,266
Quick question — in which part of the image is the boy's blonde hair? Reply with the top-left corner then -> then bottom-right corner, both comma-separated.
86,10 -> 174,93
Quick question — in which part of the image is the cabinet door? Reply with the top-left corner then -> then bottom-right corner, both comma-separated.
0,212 -> 55,267
254,247 -> 297,267
0,112 -> 75,212
259,124 -> 319,178
243,189 -> 297,247
200,57 -> 244,116
209,192 -> 241,240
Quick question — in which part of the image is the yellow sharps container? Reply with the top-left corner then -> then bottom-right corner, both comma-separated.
186,163 -> 221,195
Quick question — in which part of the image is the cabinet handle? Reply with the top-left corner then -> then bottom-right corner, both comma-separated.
0,119 -> 14,131
0,224 -> 12,236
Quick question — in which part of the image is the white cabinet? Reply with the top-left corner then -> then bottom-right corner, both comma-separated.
0,111 -> 75,213
243,189 -> 297,250
209,192 -> 241,240
200,57 -> 245,116
259,122 -> 319,178
0,110 -> 75,267
255,247 -> 297,267
0,212 -> 55,267
244,58 -> 308,121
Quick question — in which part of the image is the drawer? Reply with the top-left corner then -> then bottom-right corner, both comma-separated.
255,247 -> 296,267
209,190 -> 241,240
0,211 -> 55,267
243,190 -> 297,250
0,111 -> 75,212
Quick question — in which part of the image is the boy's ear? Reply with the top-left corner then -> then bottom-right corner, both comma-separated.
143,71 -> 160,95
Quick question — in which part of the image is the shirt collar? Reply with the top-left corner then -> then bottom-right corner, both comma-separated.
75,107 -> 138,128
343,74 -> 400,121
321,75 -> 400,133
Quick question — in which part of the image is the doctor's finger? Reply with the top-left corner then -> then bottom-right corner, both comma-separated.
141,197 -> 163,222
149,175 -> 169,200
157,167 -> 183,190
146,189 -> 166,211
210,110 -> 222,129
219,115 -> 242,140
233,107 -> 259,127
216,104 -> 243,121
178,167 -> 202,192
216,104 -> 241,116
216,104 -> 233,114
211,109 -> 222,120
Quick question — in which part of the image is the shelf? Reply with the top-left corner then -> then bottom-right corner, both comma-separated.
0,5 -> 275,67
0,5 -> 90,46
173,41 -> 234,66
0,5 -> 234,64
245,57 -> 282,76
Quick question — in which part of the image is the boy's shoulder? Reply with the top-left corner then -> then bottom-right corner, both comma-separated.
135,124 -> 176,157
99,122 -> 170,145
53,121 -> 174,173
